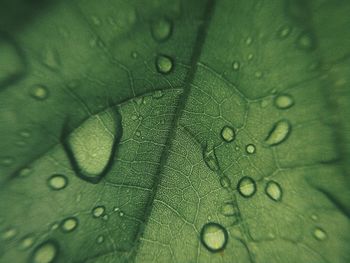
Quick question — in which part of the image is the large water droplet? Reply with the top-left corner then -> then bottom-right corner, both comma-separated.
245,144 -> 256,154
203,145 -> 219,172
274,94 -> 294,109
155,55 -> 173,74
265,180 -> 282,202
0,33 -> 26,89
151,18 -> 173,42
92,206 -> 105,218
63,108 -> 122,184
237,176 -> 256,198
313,227 -> 327,241
60,217 -> 78,233
200,222 -> 228,253
29,85 -> 49,101
220,126 -> 235,143
47,174 -> 68,191
29,240 -> 59,263
296,31 -> 316,51
265,119 -> 291,146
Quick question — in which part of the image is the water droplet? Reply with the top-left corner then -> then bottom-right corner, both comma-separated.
296,31 -> 316,51
1,156 -> 14,166
0,33 -> 26,89
60,217 -> 78,233
119,211 -> 124,217
151,18 -> 173,42
2,227 -> 18,240
274,94 -> 294,109
200,222 -> 228,253
237,176 -> 256,198
20,130 -> 31,138
278,26 -> 292,38
29,85 -> 49,100
102,214 -> 109,221
265,119 -> 291,146
19,167 -> 32,177
220,126 -> 235,143
313,227 -> 327,241
41,48 -> 60,71
254,71 -> 263,78
29,240 -> 59,263
220,202 -> 236,216
232,61 -> 240,71
135,130 -> 141,137
246,144 -> 256,154
96,235 -> 104,244
50,223 -> 59,231
18,234 -> 35,250
155,55 -> 173,74
47,174 -> 68,191
63,109 -> 122,184
245,37 -> 253,45
92,206 -> 105,218
220,176 -> 231,188
131,51 -> 138,59
265,180 -> 282,202
91,16 -> 101,26
203,145 -> 219,172
311,214 -> 318,221
247,53 -> 254,61
153,90 -> 164,99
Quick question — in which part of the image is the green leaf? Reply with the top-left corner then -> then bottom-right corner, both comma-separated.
1,0 -> 349,262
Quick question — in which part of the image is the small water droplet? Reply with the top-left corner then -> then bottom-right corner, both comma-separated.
102,214 -> 109,221
245,37 -> 253,45
92,206 -> 105,218
131,51 -> 138,59
91,16 -> 101,26
220,126 -> 235,143
63,109 -> 122,184
265,180 -> 282,202
19,167 -> 32,177
200,222 -> 228,253
247,53 -> 254,61
274,94 -> 294,109
151,18 -> 173,42
254,71 -> 263,78
203,145 -> 219,172
311,214 -> 318,221
29,85 -> 49,100
313,227 -> 327,241
18,234 -> 35,250
155,55 -> 173,74
278,26 -> 292,38
47,174 -> 68,191
2,227 -> 18,240
232,61 -> 240,71
60,217 -> 78,233
50,223 -> 59,231
29,240 -> 59,263
296,31 -> 316,51
96,235 -> 104,244
265,119 -> 291,146
237,176 -> 256,198
119,211 -> 124,217
41,48 -> 60,70
220,202 -> 236,216
245,144 -> 256,154
1,156 -> 14,166
131,115 -> 138,121
135,130 -> 141,137
220,176 -> 231,188
20,130 -> 31,138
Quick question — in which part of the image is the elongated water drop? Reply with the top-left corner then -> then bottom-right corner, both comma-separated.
203,145 -> 219,172
155,55 -> 173,74
265,119 -> 291,146
151,18 -> 173,42
221,126 -> 235,143
2,227 -> 17,240
200,223 -> 228,253
313,227 -> 327,241
29,240 -> 59,263
63,108 -> 122,184
265,180 -> 282,202
60,217 -> 78,233
274,94 -> 294,109
237,176 -> 256,198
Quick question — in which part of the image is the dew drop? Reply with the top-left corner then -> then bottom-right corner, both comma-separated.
220,202 -> 236,216
245,37 -> 253,45
63,108 -> 122,184
1,156 -> 14,166
220,176 -> 231,188
29,240 -> 59,263
0,33 -> 26,89
274,94 -> 294,109
47,174 -> 68,191
41,48 -> 60,71
60,217 -> 78,233
2,227 -> 18,240
92,206 -> 105,218
278,26 -> 292,38
131,51 -> 138,59
246,144 -> 256,154
313,227 -> 327,241
29,85 -> 49,100
18,235 -> 35,250
265,119 -> 291,146
220,126 -> 235,143
203,145 -> 219,172
232,61 -> 240,71
102,214 -> 109,221
155,55 -> 173,74
237,176 -> 256,198
96,235 -> 104,244
254,71 -> 263,78
151,17 -> 173,42
200,222 -> 228,253
296,31 -> 316,51
265,180 -> 282,202
247,53 -> 254,61
19,167 -> 32,177
20,130 -> 31,138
